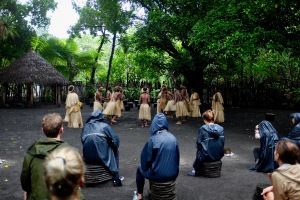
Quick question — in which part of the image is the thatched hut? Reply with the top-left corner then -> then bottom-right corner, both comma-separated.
0,49 -> 70,106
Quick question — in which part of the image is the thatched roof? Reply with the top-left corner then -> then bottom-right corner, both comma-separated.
0,50 -> 70,85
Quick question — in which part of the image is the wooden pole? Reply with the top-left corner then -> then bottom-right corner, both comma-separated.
57,85 -> 61,107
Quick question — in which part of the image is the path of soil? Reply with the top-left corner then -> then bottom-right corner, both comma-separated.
0,104 -> 296,200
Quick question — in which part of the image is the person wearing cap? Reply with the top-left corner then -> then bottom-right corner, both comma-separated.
65,85 -> 83,128
94,87 -> 104,111
81,110 -> 123,186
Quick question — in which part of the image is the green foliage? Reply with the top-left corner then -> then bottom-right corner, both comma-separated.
84,82 -> 95,100
150,89 -> 160,101
123,87 -> 140,101
0,0 -> 58,68
292,88 -> 300,104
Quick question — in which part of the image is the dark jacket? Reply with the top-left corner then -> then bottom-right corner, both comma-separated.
286,113 -> 300,148
193,123 -> 225,169
139,113 -> 180,182
250,120 -> 279,173
81,110 -> 120,180
20,138 -> 69,200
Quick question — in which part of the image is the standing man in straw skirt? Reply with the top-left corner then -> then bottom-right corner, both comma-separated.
139,87 -> 151,127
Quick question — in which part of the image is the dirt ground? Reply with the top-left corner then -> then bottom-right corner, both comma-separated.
0,103 -> 296,200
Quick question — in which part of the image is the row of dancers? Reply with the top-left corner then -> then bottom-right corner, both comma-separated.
93,85 -> 202,125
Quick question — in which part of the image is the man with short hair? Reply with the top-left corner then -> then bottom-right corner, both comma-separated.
20,113 -> 84,200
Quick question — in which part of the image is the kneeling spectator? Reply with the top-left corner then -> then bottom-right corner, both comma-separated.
135,113 -> 180,200
189,110 -> 225,176
250,120 -> 279,173
81,110 -> 123,186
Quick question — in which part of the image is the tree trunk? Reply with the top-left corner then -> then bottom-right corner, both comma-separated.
90,31 -> 106,85
105,32 -> 117,94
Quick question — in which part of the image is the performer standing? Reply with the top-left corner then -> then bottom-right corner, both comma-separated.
103,87 -> 112,110
174,88 -> 189,124
164,89 -> 176,118
93,87 -> 104,111
211,87 -> 224,123
139,87 -> 151,127
180,85 -> 190,119
189,88 -> 201,117
158,87 -> 168,113
156,85 -> 167,113
103,86 -> 122,124
65,85 -> 83,128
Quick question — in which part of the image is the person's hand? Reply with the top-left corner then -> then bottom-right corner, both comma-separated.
261,186 -> 273,200
254,125 -> 260,139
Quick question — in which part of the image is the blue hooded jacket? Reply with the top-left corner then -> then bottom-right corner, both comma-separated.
193,123 -> 224,169
139,113 -> 180,182
250,120 -> 279,173
287,113 -> 300,147
81,110 -> 120,180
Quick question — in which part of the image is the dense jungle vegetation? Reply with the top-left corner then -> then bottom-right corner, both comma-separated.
0,0 -> 299,108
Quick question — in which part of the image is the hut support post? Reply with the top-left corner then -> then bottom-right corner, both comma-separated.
2,83 -> 6,105
56,85 -> 61,107
26,83 -> 33,106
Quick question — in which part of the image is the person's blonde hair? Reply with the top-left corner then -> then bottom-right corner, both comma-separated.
44,147 -> 85,199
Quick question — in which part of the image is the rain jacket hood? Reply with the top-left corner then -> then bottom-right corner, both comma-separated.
277,164 -> 300,183
139,113 -> 179,182
150,113 -> 168,136
201,124 -> 224,140
26,138 -> 67,158
291,113 -> 300,125
85,110 -> 104,124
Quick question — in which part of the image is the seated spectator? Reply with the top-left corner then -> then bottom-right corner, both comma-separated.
135,113 -> 180,200
284,113 -> 300,148
261,140 -> 300,200
44,146 -> 85,200
250,120 -> 279,173
189,110 -> 225,176
20,113 -> 85,200
81,110 -> 123,186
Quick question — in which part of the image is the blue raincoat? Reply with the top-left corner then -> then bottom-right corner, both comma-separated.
286,113 -> 300,147
139,113 -> 180,182
193,123 -> 225,170
81,110 -> 120,180
250,120 -> 279,173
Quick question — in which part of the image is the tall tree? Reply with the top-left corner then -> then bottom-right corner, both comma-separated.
129,0 -> 300,96
0,0 -> 57,68
71,0 -> 133,91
